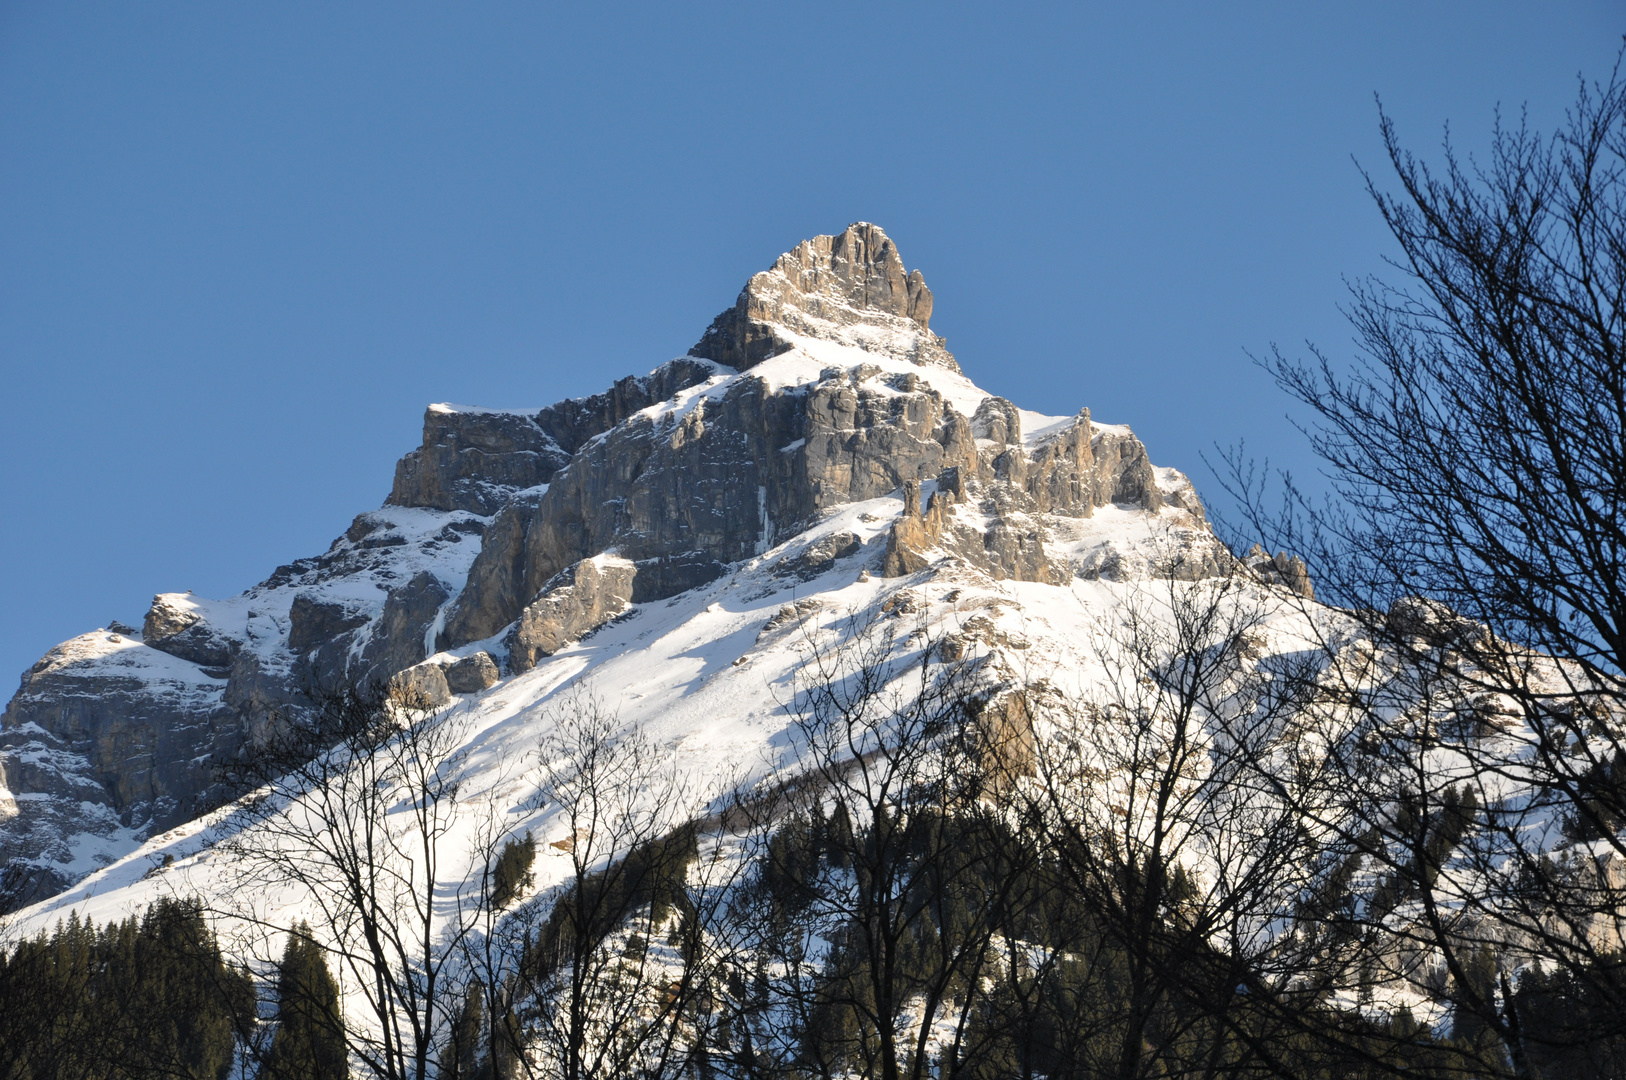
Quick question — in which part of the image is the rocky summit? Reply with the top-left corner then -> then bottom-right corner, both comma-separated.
0,223 -> 1296,912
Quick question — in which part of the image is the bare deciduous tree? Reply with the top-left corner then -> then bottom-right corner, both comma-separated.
219,684 -> 509,1080
1216,53 -> 1626,1079
508,691 -> 741,1080
705,607 -> 1066,1080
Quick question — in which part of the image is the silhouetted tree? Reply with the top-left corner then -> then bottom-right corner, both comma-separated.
0,897 -> 254,1079
266,922 -> 348,1080
1220,50 -> 1626,1079
218,682 -> 512,1080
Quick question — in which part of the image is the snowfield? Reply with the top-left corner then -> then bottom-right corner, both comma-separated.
11,474 -> 1255,941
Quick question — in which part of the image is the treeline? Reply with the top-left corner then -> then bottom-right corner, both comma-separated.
723,803 -> 1461,1080
713,800 -> 1626,1080
0,902 -> 347,1080
0,898 -> 251,1079
4,794 -> 1624,1080
387,670 -> 1626,1080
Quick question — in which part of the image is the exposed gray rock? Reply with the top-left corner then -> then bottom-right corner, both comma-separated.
1160,535 -> 1232,582
358,571 -> 452,688
149,623 -> 238,670
2,634 -> 241,837
3,493 -> 507,908
296,629 -> 361,698
438,489 -> 548,648
507,557 -> 637,674
1087,426 -> 1164,511
777,531 -> 863,580
798,367 -> 979,510
444,651 -> 500,693
978,411 -> 1163,521
0,749 -> 123,911
440,380 -> 771,645
1243,544 -> 1316,600
444,355 -> 1177,637
388,661 -> 452,709
0,717 -> 125,911
440,366 -> 981,647
223,649 -> 303,743
142,594 -> 241,670
1022,413 -> 1095,513
1156,469 -> 1209,522
142,593 -> 199,643
691,223 -> 957,372
260,511 -> 480,592
532,358 -> 725,457
513,377 -> 788,598
978,513 -> 1056,583
288,593 -> 371,654
876,408 -> 1173,585
387,359 -> 723,516
630,553 -> 730,603
389,406 -> 569,516
883,474 -> 1066,585
4,497 -> 496,909
971,397 -> 1022,446
0,676 -> 144,910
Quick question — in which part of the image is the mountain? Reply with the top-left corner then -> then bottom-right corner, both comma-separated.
0,222 -> 1295,918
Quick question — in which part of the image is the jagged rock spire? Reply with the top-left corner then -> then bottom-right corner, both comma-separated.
690,223 -> 960,372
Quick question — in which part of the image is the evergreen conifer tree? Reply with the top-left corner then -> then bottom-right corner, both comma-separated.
265,923 -> 347,1080
490,832 -> 536,909
131,899 -> 250,1079
440,983 -> 490,1080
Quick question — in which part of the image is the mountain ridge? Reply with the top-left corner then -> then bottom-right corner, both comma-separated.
0,222 -> 1254,913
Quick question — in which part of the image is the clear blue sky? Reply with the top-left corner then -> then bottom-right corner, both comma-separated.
1,3 -> 1618,681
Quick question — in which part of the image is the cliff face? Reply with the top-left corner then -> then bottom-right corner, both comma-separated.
0,506 -> 491,908
385,358 -> 723,515
0,222 -> 1232,910
691,222 -> 953,372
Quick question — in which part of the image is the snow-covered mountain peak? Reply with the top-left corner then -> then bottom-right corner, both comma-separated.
1,226 -> 1264,914
690,222 -> 959,372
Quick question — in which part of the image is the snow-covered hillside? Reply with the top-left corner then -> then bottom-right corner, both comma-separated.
10,478 -> 1272,932
0,231 -> 1341,1014
5,222 -> 1278,916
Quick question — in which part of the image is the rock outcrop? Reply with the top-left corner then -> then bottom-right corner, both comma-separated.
691,223 -> 956,372
288,593 -> 370,654
388,660 -> 453,709
0,631 -> 242,906
388,360 -> 725,516
143,594 -> 240,671
357,571 -> 452,688
437,362 -> 1177,648
1243,544 -> 1315,599
444,651 -> 500,693
875,408 -> 1176,584
507,556 -> 637,674
530,359 -> 724,457
388,406 -> 569,516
